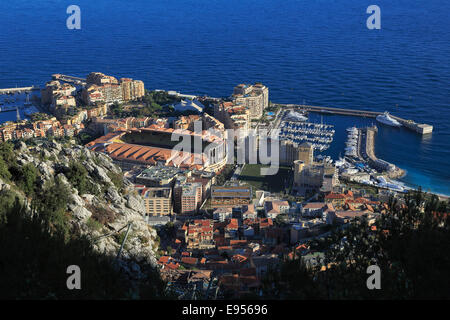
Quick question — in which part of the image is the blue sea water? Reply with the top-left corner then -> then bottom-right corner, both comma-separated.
0,0 -> 449,195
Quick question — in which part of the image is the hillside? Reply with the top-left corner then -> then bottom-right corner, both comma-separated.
0,138 -> 165,299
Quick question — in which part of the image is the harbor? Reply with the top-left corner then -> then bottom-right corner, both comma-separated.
0,90 -> 41,120
338,125 -> 408,192
270,106 -> 422,194
278,112 -> 335,152
0,85 -> 40,95
52,74 -> 87,86
279,104 -> 433,135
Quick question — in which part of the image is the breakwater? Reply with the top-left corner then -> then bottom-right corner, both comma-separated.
281,104 -> 433,135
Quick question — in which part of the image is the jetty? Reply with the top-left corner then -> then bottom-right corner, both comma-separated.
52,74 -> 86,86
0,86 -> 40,95
280,104 -> 433,135
360,126 -> 404,179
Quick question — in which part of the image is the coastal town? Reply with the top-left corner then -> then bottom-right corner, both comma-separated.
0,72 -> 445,299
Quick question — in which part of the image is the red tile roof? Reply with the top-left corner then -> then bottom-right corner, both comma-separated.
181,257 -> 198,265
159,256 -> 170,264
325,193 -> 346,199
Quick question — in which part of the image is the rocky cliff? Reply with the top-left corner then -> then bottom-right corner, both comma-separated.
7,139 -> 159,270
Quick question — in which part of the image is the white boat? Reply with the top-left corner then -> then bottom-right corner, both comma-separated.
376,112 -> 402,127
285,110 -> 308,122
335,157 -> 346,167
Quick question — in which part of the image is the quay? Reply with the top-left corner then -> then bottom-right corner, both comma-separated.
359,126 -> 405,179
52,74 -> 87,86
0,86 -> 40,95
280,104 -> 433,135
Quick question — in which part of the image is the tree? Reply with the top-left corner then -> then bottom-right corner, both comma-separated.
0,156 -> 11,181
0,196 -> 166,299
32,177 -> 71,238
16,163 -> 38,195
261,190 -> 450,299
0,141 -> 16,168
64,161 -> 97,195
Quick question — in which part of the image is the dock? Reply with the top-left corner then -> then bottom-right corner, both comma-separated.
0,86 -> 41,95
280,104 -> 433,135
52,74 -> 87,86
359,126 -> 405,179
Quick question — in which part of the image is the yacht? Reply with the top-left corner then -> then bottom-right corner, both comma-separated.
376,112 -> 402,127
335,157 -> 346,167
285,111 -> 308,122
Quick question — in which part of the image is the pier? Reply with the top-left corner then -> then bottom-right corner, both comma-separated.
0,86 -> 40,95
52,74 -> 87,86
280,104 -> 433,135
360,126 -> 405,179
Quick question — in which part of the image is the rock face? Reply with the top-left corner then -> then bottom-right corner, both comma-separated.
6,140 -> 159,268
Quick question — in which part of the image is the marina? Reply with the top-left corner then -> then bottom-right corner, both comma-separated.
277,110 -> 335,152
280,104 -> 434,135
344,126 -> 359,158
0,90 -> 41,119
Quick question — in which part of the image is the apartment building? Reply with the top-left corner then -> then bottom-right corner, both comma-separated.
184,220 -> 215,250
41,80 -> 77,105
214,102 -> 250,135
294,160 -> 337,196
172,178 -> 203,215
120,78 -> 145,102
232,83 -> 269,120
264,200 -> 290,219
86,72 -> 119,86
298,142 -> 314,166
83,72 -> 145,105
178,183 -> 203,215
140,187 -> 173,216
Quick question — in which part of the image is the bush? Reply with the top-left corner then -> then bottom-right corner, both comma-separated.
64,161 -> 98,195
15,163 -> 39,195
86,217 -> 103,231
89,205 -> 116,225
0,156 -> 11,181
107,171 -> 124,191
32,177 -> 72,238
0,199 -> 166,299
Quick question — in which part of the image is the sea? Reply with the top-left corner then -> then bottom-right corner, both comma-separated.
0,0 -> 449,195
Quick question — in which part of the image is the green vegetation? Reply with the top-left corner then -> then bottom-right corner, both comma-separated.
75,131 -> 102,145
0,155 -> 12,181
239,164 -> 292,195
86,217 -> 103,231
107,171 -> 124,192
261,191 -> 450,299
88,204 -> 116,225
265,103 -> 280,113
215,164 -> 235,185
63,161 -> 98,195
32,177 -> 72,238
14,163 -> 39,195
28,112 -> 52,122
0,196 -> 166,299
0,140 -> 168,299
0,142 -> 39,196
110,90 -> 180,118
274,214 -> 289,227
